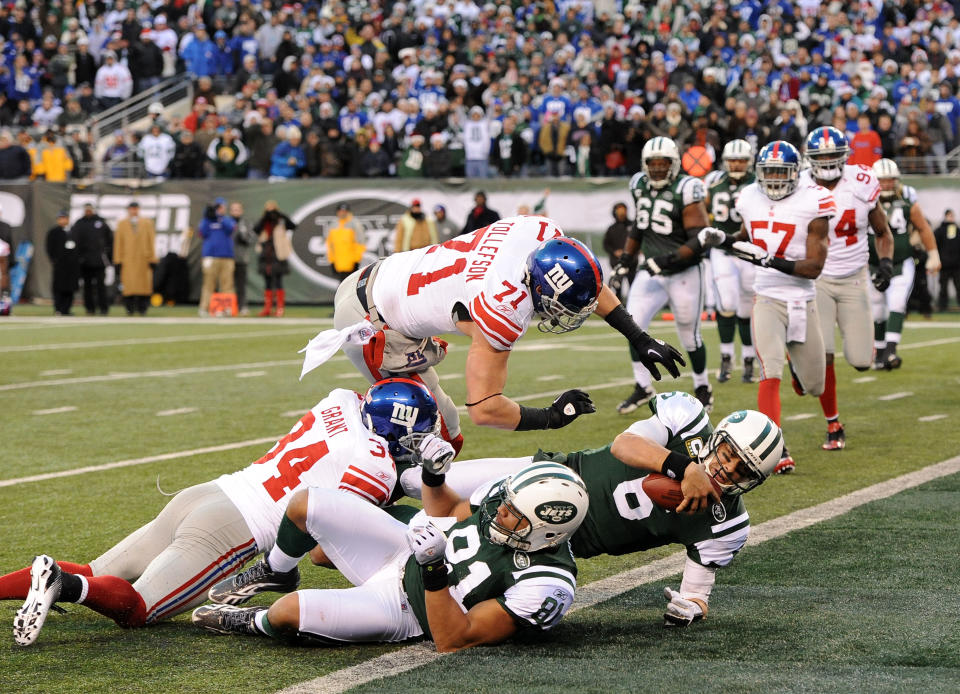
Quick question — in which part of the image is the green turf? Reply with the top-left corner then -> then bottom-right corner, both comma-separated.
0,312 -> 958,693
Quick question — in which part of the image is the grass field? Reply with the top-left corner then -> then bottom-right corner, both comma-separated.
1,305 -> 958,693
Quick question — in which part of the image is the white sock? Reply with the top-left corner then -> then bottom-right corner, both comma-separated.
631,362 -> 653,388
884,332 -> 901,344
266,547 -> 301,574
720,342 -> 734,358
691,370 -> 709,388
742,345 -> 755,359
874,340 -> 885,350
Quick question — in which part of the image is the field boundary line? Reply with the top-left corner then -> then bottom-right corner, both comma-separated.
275,454 -> 960,694
0,329 -> 312,353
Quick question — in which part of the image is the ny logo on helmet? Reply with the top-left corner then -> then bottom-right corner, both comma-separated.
535,501 -> 577,524
389,403 -> 419,428
544,263 -> 573,294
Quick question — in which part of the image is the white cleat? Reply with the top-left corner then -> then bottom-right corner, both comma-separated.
13,555 -> 62,647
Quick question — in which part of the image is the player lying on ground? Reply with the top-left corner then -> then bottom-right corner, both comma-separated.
318,214 -> 685,454
400,392 -> 781,625
3,378 -> 440,646
193,455 -> 589,653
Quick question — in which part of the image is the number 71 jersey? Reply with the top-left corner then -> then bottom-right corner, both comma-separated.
736,181 -> 836,302
213,389 -> 396,552
372,215 -> 565,350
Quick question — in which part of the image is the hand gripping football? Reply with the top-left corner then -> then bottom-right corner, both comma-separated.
642,473 -> 723,511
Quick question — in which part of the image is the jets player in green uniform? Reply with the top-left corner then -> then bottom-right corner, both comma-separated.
705,140 -> 758,384
611,137 -> 718,414
869,159 -> 942,369
192,437 -> 589,653
401,392 -> 783,626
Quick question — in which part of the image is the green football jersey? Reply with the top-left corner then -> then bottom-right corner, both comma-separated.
707,171 -> 756,235
402,487 -> 578,639
628,171 -> 706,271
869,184 -> 917,272
535,392 -> 749,567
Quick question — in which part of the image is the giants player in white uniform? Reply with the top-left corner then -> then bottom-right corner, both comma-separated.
701,141 -> 834,474
331,214 -> 685,453
6,379 -> 440,646
0,232 -> 10,315
800,127 -> 893,451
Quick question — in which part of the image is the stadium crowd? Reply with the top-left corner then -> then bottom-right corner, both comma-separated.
3,0 -> 960,181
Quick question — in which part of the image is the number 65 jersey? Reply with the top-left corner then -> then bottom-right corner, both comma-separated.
214,389 -> 397,552
736,181 -> 836,302
372,215 -> 564,351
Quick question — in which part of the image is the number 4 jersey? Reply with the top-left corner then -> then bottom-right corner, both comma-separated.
372,215 -> 565,351
800,164 -> 880,278
214,389 -> 397,552
736,180 -> 836,302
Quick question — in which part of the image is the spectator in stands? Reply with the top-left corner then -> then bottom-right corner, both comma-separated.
73,202 -> 113,316
229,202 -> 255,316
74,39 -> 97,87
254,201 -> 295,317
34,131 -> 73,182
876,114 -> 899,160
922,97 -> 953,174
358,136 -> 392,178
433,205 -> 458,242
462,106 -> 491,178
131,29 -> 164,93
45,210 -> 80,316
898,119 -> 932,174
269,126 -> 305,180
48,44 -> 75,99
460,191 -> 499,236
57,97 -> 88,130
113,201 -> 157,316
325,203 -> 365,282
138,123 -> 176,179
94,51 -> 133,110
0,130 -> 31,180
397,133 -> 426,178
171,129 -> 206,179
33,93 -> 64,129
849,114 -> 883,167
198,197 -> 236,317
490,114 -> 528,177
423,133 -> 453,178
539,111 -> 570,177
244,118 -> 278,179
394,199 -> 437,253
207,127 -> 248,178
103,130 -> 131,178
181,24 -> 218,78
935,210 -> 960,312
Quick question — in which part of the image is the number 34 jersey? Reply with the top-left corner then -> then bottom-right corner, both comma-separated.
800,165 -> 880,278
214,389 -> 397,552
372,215 -> 565,351
736,181 -> 836,302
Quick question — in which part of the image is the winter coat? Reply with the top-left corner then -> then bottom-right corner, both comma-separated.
393,213 -> 437,252
254,212 -> 296,276
72,214 -> 113,268
198,214 -> 236,258
113,216 -> 157,296
45,224 -> 81,292
326,214 -> 366,273
269,141 -> 305,178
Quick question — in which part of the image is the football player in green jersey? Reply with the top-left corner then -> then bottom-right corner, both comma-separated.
869,159 -> 942,369
193,437 -> 589,653
401,392 -> 783,626
706,140 -> 758,384
612,137 -> 717,415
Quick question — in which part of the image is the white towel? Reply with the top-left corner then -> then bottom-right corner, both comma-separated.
299,319 -> 377,380
786,300 -> 807,343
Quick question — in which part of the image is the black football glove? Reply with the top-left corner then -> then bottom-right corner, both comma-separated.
872,258 -> 893,292
547,389 -> 596,428
632,332 -> 686,380
608,255 -> 635,294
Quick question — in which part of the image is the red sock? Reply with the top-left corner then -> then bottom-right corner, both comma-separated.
758,378 -> 781,426
818,362 -> 838,420
0,562 -> 90,600
79,575 -> 147,628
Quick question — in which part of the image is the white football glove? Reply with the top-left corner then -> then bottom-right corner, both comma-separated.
663,587 -> 704,627
730,240 -> 771,267
926,248 -> 941,274
697,226 -> 727,248
406,522 -> 447,565
418,433 -> 455,475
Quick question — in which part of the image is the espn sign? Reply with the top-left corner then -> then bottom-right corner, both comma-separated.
69,193 -> 192,256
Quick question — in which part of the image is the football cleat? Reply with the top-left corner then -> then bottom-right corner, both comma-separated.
13,555 -> 62,647
207,558 -> 300,605
773,447 -> 795,475
872,348 -> 888,371
885,351 -> 902,370
192,605 -> 264,636
616,383 -> 656,414
694,385 -> 714,413
822,421 -> 846,451
742,357 -> 755,383
717,355 -> 733,383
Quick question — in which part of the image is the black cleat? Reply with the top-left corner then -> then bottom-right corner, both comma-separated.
822,421 -> 846,451
694,385 -> 714,413
717,355 -> 733,383
742,357 -> 755,383
885,351 -> 902,369
207,557 -> 300,605
192,605 -> 264,635
616,384 -> 656,414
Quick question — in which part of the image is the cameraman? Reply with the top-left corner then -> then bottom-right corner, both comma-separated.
197,197 -> 236,316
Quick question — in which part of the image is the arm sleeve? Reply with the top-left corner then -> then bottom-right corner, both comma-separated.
497,572 -> 576,630
680,176 -> 706,207
623,415 -> 671,447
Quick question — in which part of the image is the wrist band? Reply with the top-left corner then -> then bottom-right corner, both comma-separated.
516,405 -> 550,431
662,451 -> 692,481
768,256 -> 797,275
421,562 -> 449,591
422,470 -> 446,488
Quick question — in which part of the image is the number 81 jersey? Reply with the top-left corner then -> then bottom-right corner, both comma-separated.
373,215 -> 564,350
214,389 -> 397,552
800,164 -> 880,278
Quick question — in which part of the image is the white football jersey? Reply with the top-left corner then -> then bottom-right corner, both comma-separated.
736,181 -> 836,302
373,215 -> 565,350
800,165 -> 881,278
215,389 -> 396,551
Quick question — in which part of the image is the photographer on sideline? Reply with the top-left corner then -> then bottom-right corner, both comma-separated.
198,197 -> 236,316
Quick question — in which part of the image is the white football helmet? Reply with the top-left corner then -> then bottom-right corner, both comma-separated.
700,410 -> 783,496
642,136 -> 681,189
872,158 -> 901,200
481,462 -> 589,552
721,139 -> 754,180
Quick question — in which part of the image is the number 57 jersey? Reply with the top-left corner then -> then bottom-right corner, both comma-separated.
372,215 -> 565,351
214,389 -> 397,552
736,181 -> 836,302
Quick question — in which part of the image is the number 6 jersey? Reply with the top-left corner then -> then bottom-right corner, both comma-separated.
214,389 -> 397,552
372,215 -> 564,351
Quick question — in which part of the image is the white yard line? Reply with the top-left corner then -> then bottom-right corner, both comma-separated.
878,392 -> 913,401
784,413 -> 816,421
852,376 -> 876,384
40,369 -> 73,376
0,316 -> 334,327
918,414 -> 948,422
276,454 -> 960,694
536,375 -> 564,381
31,406 -> 77,416
898,336 -> 960,350
156,407 -> 198,417
235,371 -> 267,378
0,329 -> 312,353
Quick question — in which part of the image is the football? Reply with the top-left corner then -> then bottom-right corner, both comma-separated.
642,473 -> 723,511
